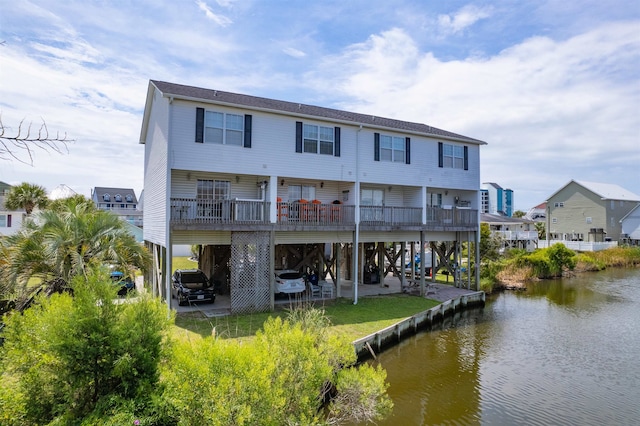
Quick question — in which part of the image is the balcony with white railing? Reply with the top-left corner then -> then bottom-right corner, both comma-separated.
170,198 -> 271,229
169,198 -> 479,231
359,206 -> 423,229
425,206 -> 478,230
276,201 -> 355,229
492,230 -> 538,241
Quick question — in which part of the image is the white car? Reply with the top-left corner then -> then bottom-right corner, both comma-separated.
274,270 -> 306,295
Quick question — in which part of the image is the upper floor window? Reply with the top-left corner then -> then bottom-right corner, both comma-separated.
296,122 -> 340,156
205,111 -> 244,145
0,214 -> 8,227
125,194 -> 133,203
375,133 -> 410,164
115,194 -> 122,202
438,142 -> 468,170
195,108 -> 252,148
103,194 -> 110,202
443,144 -> 463,168
380,135 -> 405,163
303,124 -> 334,155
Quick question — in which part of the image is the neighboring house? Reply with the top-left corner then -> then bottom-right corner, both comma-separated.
545,180 -> 640,242
481,182 -> 513,217
139,80 -> 487,313
620,204 -> 640,246
481,213 -> 537,251
49,183 -> 78,200
525,202 -> 546,222
91,187 -> 143,227
0,181 -> 25,237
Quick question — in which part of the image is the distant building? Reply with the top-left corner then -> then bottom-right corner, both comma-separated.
0,181 -> 25,237
620,204 -> 640,246
91,187 -> 143,227
525,202 -> 546,222
49,184 -> 78,200
481,182 -> 514,217
481,213 -> 538,251
546,180 -> 640,242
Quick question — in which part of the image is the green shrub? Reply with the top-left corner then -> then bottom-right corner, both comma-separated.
0,270 -> 173,424
160,308 -> 391,425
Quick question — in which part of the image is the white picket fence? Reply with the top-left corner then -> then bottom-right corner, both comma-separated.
537,240 -> 618,252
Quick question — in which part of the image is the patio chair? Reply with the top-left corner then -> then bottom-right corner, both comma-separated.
320,282 -> 334,298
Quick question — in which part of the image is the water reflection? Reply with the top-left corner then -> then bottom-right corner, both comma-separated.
355,269 -> 640,426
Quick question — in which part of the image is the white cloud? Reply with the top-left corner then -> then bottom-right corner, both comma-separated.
438,4 -> 493,35
196,0 -> 233,27
282,47 -> 306,58
1,1 -> 638,210
309,21 -> 640,209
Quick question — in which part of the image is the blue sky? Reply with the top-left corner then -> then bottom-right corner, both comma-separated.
1,0 -> 639,210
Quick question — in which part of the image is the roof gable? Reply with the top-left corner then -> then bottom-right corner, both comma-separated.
546,180 -> 640,202
143,80 -> 487,145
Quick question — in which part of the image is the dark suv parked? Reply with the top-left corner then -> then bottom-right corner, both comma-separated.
171,269 -> 216,306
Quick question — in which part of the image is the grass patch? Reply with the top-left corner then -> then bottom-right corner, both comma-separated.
172,256 -> 198,272
173,295 -> 439,343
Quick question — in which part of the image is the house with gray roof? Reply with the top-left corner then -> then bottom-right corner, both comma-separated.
620,204 -> 640,246
140,80 -> 487,313
91,187 -> 143,227
545,180 -> 640,243
481,213 -> 538,250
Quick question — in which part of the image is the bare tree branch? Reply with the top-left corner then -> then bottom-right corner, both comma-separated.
0,114 -> 74,165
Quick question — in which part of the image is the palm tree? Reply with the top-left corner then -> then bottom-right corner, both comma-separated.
4,182 -> 48,214
0,197 -> 150,305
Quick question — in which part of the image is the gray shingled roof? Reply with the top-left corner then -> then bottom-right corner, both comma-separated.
93,187 -> 138,204
150,80 -> 486,145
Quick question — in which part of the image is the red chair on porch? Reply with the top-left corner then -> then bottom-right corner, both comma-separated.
311,199 -> 323,222
298,199 -> 309,221
277,197 -> 288,221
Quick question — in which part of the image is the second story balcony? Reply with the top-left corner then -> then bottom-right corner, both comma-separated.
425,206 -> 478,231
171,198 -> 271,230
359,206 -> 423,229
169,198 -> 478,231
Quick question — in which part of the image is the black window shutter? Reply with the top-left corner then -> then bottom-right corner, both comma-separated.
374,133 -> 380,161
438,142 -> 443,168
195,107 -> 204,143
334,127 -> 341,157
296,121 -> 303,153
464,146 -> 469,170
244,115 -> 252,148
405,137 -> 411,164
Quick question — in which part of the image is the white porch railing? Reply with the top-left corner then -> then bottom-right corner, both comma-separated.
493,230 -> 538,241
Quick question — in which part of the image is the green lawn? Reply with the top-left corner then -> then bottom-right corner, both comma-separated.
172,256 -> 198,272
173,295 -> 439,343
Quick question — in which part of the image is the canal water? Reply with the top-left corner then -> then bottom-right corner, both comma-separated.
362,268 -> 640,425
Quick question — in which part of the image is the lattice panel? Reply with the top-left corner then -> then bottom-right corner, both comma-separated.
230,231 -> 271,314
